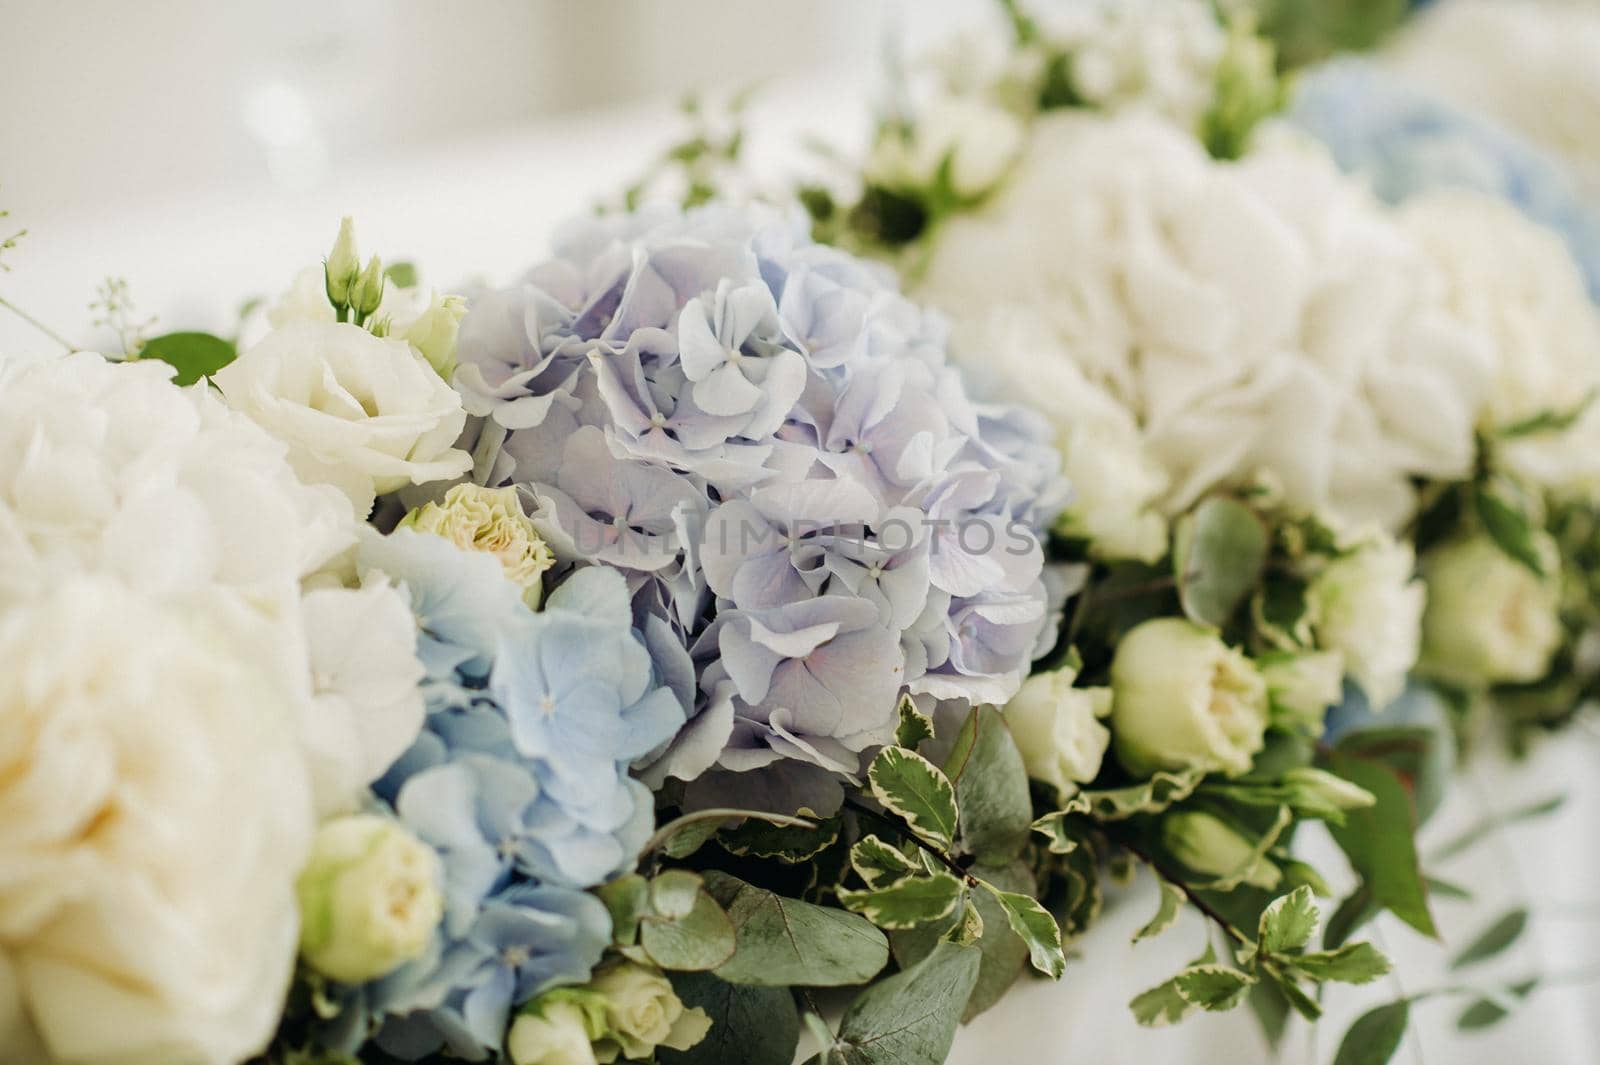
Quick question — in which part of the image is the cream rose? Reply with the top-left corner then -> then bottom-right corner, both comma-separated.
0,578 -> 313,1065
1308,537 -> 1425,710
214,321 -> 472,517
295,814 -> 442,985
1002,666 -> 1112,796
1109,618 -> 1269,778
400,483 -> 555,607
590,962 -> 712,1063
508,998 -> 602,1065
1422,535 -> 1563,687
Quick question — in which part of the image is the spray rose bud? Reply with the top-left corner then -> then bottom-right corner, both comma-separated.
509,994 -> 605,1065
325,216 -> 361,309
590,961 -> 712,1063
295,814 -> 443,984
1162,811 -> 1281,890
400,483 -> 555,607
1002,666 -> 1111,796
1110,618 -> 1268,778
1422,535 -> 1563,686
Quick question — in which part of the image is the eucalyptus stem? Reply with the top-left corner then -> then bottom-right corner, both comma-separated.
0,294 -> 74,351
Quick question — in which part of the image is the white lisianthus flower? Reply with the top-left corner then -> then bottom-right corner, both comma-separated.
508,999 -> 603,1065
295,814 -> 443,985
0,578 -> 313,1065
589,962 -> 712,1064
1002,666 -> 1112,796
1400,191 -> 1600,496
918,113 -> 1492,537
380,286 -> 468,381
300,577 -> 427,810
1421,535 -> 1563,687
1308,537 -> 1425,710
1259,650 -> 1345,731
400,483 -> 555,607
1109,618 -> 1269,778
868,96 -> 1025,200
1162,811 -> 1280,890
215,321 -> 473,517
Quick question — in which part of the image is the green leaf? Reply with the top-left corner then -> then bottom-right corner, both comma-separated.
832,941 -> 981,1065
889,862 -> 1033,1022
597,874 -> 649,946
1456,978 -> 1539,1031
1055,835 -> 1104,939
1430,794 -> 1566,863
1333,723 -> 1454,826
1423,875 -> 1473,901
1450,907 -> 1530,970
1333,1000 -> 1410,1065
1248,979 -> 1293,1048
1173,496 -> 1269,628
838,871 -> 964,930
1257,885 -> 1319,955
943,706 -> 1032,863
644,808 -> 817,859
1324,885 -> 1377,950
1037,768 -> 1204,824
977,882 -> 1065,979
1173,965 -> 1256,1012
651,870 -> 706,919
1326,754 -> 1437,938
720,816 -> 841,862
1264,968 -> 1323,1021
639,879 -> 737,972
140,331 -> 236,386
801,1011 -> 838,1062
894,694 -> 934,749
1290,942 -> 1392,985
1130,978 -> 1194,1027
658,972 -> 799,1065
1497,393 -> 1595,438
850,835 -> 921,890
382,261 -> 418,288
868,747 -> 959,851
1197,806 -> 1293,893
1477,488 -> 1546,576
704,873 -> 890,987
1133,880 -> 1185,944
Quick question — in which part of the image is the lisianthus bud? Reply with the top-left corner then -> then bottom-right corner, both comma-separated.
295,814 -> 443,984
1002,666 -> 1111,796
1162,811 -> 1280,890
325,217 -> 361,308
1281,767 -> 1375,813
400,484 -> 555,607
1259,650 -> 1344,732
1421,535 -> 1563,686
1109,618 -> 1268,778
590,961 -> 712,1063
353,255 -> 387,320
509,995 -> 605,1065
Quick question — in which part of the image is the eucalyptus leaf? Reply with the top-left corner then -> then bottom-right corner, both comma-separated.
651,870 -> 706,920
140,331 -> 236,386
1173,496 -> 1268,628
832,941 -> 981,1065
869,747 -> 959,851
597,874 -> 649,946
704,873 -> 890,987
1450,907 -> 1529,970
839,871 -> 964,930
943,706 -> 1032,864
658,972 -> 799,1065
1332,1000 -> 1410,1065
639,882 -> 737,972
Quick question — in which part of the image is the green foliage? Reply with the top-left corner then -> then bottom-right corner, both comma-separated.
635,871 -> 737,972
1034,768 -> 1204,828
838,870 -> 965,930
1325,754 -> 1438,938
1288,942 -> 1391,984
829,941 -> 981,1065
868,747 -> 959,851
137,330 -> 238,386
1257,885 -> 1318,955
1430,794 -> 1565,863
849,835 -> 921,890
1450,907 -> 1530,970
978,882 -> 1065,979
1133,880 -> 1185,944
943,706 -> 1032,863
1202,16 -> 1286,161
890,861 -> 1035,1021
1456,978 -> 1539,1031
382,261 -> 418,289
1173,496 -> 1269,629
1476,486 -> 1548,576
720,816 -> 841,862
894,694 -> 935,749
658,972 -> 799,1065
1255,0 -> 1411,72
598,873 -> 649,946
704,872 -> 890,987
1332,1000 -> 1410,1065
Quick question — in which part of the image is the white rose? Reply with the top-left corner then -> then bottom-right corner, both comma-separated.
295,815 -> 442,984
1002,667 -> 1112,796
1308,537 -> 1425,709
508,999 -> 601,1065
1422,535 -> 1563,687
590,961 -> 712,1063
1259,650 -> 1345,731
299,577 -> 426,811
1109,618 -> 1268,778
868,96 -> 1024,200
214,321 -> 473,517
0,578 -> 313,1065
918,113 -> 1492,537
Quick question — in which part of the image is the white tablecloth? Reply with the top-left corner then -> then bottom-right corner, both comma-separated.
4,82 -> 1597,1065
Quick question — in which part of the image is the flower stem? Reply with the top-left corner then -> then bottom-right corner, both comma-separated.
0,294 -> 73,351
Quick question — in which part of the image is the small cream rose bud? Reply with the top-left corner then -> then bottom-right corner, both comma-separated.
295,814 -> 443,984
325,216 -> 361,308
400,483 -> 555,607
1422,535 -> 1563,687
1110,618 -> 1268,779
508,997 -> 603,1065
590,961 -> 712,1063
1002,666 -> 1111,796
1162,811 -> 1280,890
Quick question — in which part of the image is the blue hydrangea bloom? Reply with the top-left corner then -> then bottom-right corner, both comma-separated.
1289,60 -> 1600,301
455,203 -> 1070,798
334,535 -> 680,1060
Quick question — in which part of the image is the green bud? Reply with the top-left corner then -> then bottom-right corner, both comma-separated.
1162,811 -> 1281,891
296,814 -> 443,984
1282,767 -> 1376,813
353,255 -> 386,321
1202,16 -> 1283,161
324,216 -> 361,309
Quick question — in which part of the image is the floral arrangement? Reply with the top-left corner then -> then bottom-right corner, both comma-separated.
2,3 -> 1598,1065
